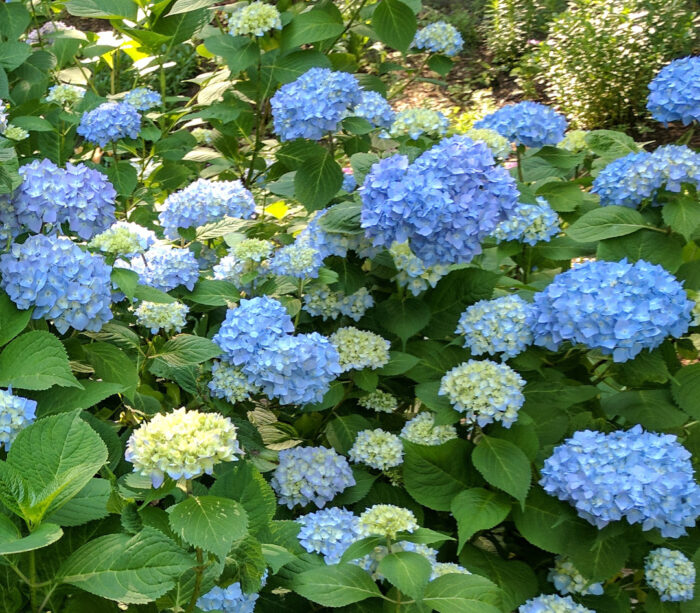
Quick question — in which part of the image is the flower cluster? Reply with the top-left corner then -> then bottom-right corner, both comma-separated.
644,548 -> 695,602
298,211 -> 379,260
0,234 -> 113,334
492,198 -> 561,246
358,390 -> 397,413
540,426 -> 700,537
548,556 -> 604,596
271,446 -> 355,508
268,243 -> 323,279
412,21 -> 464,56
389,242 -> 450,295
342,171 -> 357,192
361,135 -> 519,266
519,594 -> 593,613
134,301 -> 188,334
297,507 -> 361,564
330,327 -> 390,371
0,102 -> 6,132
358,505 -> 418,539
197,576 -> 266,613
647,56 -> 700,125
127,245 -> 199,292
349,428 -> 403,471
271,68 -> 362,141
592,145 -> 700,209
532,259 -> 692,362
89,221 -> 156,257
400,412 -> 457,446
214,297 -> 340,405
464,128 -> 512,159
159,178 -> 256,238
302,286 -> 374,322
228,1 -> 282,37
0,389 -> 37,451
352,91 -> 395,130
440,360 -> 525,428
558,130 -> 589,153
213,238 -> 272,289
123,87 -> 161,111
388,108 -> 449,140
474,101 -> 568,148
26,21 -> 75,45
77,102 -> 141,147
457,295 -> 535,359
125,408 -> 241,488
192,127 -> 214,145
46,84 -> 85,107
3,125 -> 28,141
208,360 -> 259,404
11,159 -> 116,239
430,563 -> 471,580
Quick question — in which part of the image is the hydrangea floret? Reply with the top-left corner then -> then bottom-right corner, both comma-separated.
352,91 -> 395,129
297,507 -> 361,564
349,428 -> 403,471
271,446 -> 355,508
439,359 -> 525,428
464,128 -> 512,159
491,198 -> 561,246
647,56 -> 700,125
548,556 -> 604,596
268,243 -> 323,279
46,84 -> 85,107
330,327 -> 391,371
123,87 -> 161,111
89,221 -> 157,257
0,389 -> 37,451
358,389 -> 397,413
388,108 -> 449,140
208,360 -> 259,404
644,548 -> 695,602
197,572 -> 267,613
134,301 -> 189,334
228,1 -> 282,37
126,244 -> 199,292
125,408 -> 241,488
532,259 -> 692,362
412,21 -> 464,56
77,101 -> 141,147
400,412 -> 457,446
540,426 -> 700,537
518,594 -> 594,613
358,505 -> 418,539
474,101 -> 568,147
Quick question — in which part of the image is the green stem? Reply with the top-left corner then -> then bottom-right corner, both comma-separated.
185,548 -> 205,613
294,279 -> 306,328
516,145 -> 525,183
523,244 -> 532,284
29,549 -> 37,612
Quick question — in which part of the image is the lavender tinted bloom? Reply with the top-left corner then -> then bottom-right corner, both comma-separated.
541,426 -> 700,538
532,259 -> 692,362
0,234 -> 113,333
361,135 -> 519,266
647,56 -> 700,126
271,446 -> 355,508
77,102 -> 141,147
12,159 -> 117,239
159,178 -> 256,238
126,244 -> 199,292
271,68 -> 363,141
475,101 -> 568,148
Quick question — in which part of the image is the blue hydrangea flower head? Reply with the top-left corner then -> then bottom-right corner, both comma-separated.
159,178 -> 256,238
412,21 -> 464,56
213,238 -> 272,290
89,221 -> 157,257
297,507 -> 361,564
389,108 -> 449,140
77,101 -> 141,147
647,56 -> 700,126
439,359 -> 525,428
342,171 -> 358,192
352,91 -> 395,129
126,244 -> 199,292
361,135 -> 519,266
519,594 -> 593,613
134,300 -> 188,334
271,446 -> 355,508
228,1 -> 282,37
303,286 -> 342,320
268,243 -> 323,279
0,388 -> 37,451
592,145 -> 700,208
492,198 -> 560,246
457,295 -> 535,359
250,332 -> 341,405
213,296 -> 294,366
271,68 -> 362,141
0,234 -> 113,334
297,211 -> 377,260
126,408 -> 241,488
645,548 -> 695,602
339,287 -> 374,321
532,259 -> 692,362
12,159 -> 117,239
474,101 -> 568,148
541,426 -> 700,537
349,428 -> 403,471
548,556 -> 604,596
400,412 -> 457,446
123,87 -> 161,111
208,360 -> 259,404
197,578 -> 264,613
